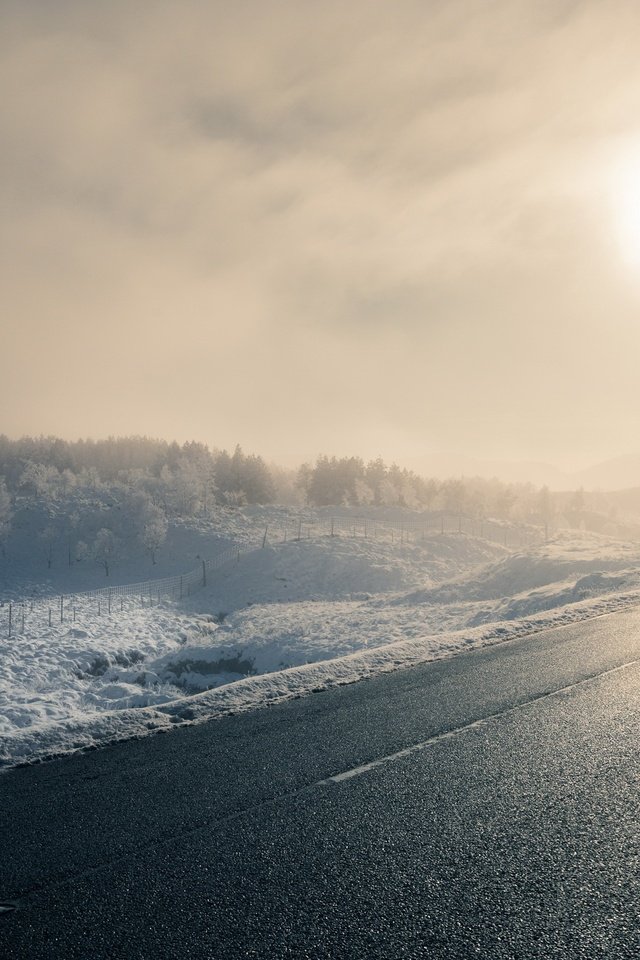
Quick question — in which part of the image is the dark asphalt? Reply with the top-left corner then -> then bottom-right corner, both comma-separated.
1,608 -> 640,958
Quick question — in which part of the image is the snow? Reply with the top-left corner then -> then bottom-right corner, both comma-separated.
2,512 -> 640,770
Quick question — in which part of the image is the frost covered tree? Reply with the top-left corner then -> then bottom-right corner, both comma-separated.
378,477 -> 399,507
417,477 -> 440,511
63,511 -> 81,567
537,485 -> 555,540
40,525 -> 57,569
160,460 -> 203,516
295,463 -> 313,503
242,453 -> 275,503
138,500 -> 168,564
364,457 -> 387,505
305,456 -> 363,506
200,465 -> 217,516
492,483 -> 518,519
19,462 -> 61,498
222,489 -> 248,508
0,478 -> 12,556
213,446 -> 274,504
92,528 -> 123,577
354,478 -> 374,506
441,478 -> 466,516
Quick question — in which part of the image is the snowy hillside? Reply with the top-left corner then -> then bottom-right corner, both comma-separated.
2,509 -> 640,769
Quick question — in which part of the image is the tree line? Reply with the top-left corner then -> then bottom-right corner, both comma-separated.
0,434 -> 610,577
296,455 -> 551,522
0,435 -> 275,506
0,437 -> 275,573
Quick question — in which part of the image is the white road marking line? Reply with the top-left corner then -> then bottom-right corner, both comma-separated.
318,657 -> 640,785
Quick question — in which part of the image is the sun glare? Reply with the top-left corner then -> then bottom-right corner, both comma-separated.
611,149 -> 640,265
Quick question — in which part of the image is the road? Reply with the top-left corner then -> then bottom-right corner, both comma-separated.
1,608 -> 640,958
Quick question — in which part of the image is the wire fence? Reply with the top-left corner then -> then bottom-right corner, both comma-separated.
2,513 -> 543,638
2,542 -> 256,639
274,514 -> 539,548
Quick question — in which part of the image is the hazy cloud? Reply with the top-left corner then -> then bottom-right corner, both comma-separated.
3,0 -> 640,472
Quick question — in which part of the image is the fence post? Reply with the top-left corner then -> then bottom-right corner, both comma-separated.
108,590 -> 112,614
21,604 -> 25,634
60,595 -> 64,623
262,526 -> 268,548
331,519 -> 335,537
8,602 -> 12,638
48,608 -> 52,627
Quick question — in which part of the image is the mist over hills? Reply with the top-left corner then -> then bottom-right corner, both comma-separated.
3,433 -> 640,493
572,454 -> 640,492
416,452 -> 640,492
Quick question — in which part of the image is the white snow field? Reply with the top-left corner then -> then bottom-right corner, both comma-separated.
2,506 -> 640,769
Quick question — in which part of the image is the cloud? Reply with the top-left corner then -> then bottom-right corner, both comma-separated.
3,0 -> 640,469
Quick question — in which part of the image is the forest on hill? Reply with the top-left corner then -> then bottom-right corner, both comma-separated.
0,434 -> 623,579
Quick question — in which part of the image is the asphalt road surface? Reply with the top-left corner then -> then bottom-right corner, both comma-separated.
1,608 -> 640,959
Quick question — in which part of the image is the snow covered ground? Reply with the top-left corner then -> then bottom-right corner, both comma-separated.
2,509 -> 640,769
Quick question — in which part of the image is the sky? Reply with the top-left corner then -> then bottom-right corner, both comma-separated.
4,0 -> 640,477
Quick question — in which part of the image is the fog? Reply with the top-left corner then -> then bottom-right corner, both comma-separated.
3,0 -> 640,478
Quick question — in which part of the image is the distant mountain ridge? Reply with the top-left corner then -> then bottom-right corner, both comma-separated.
572,454 -> 640,492
414,453 -> 640,492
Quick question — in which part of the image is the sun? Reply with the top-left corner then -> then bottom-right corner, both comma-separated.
611,148 -> 640,265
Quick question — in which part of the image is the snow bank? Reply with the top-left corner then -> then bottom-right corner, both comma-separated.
2,528 -> 640,770
4,588 -> 640,770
